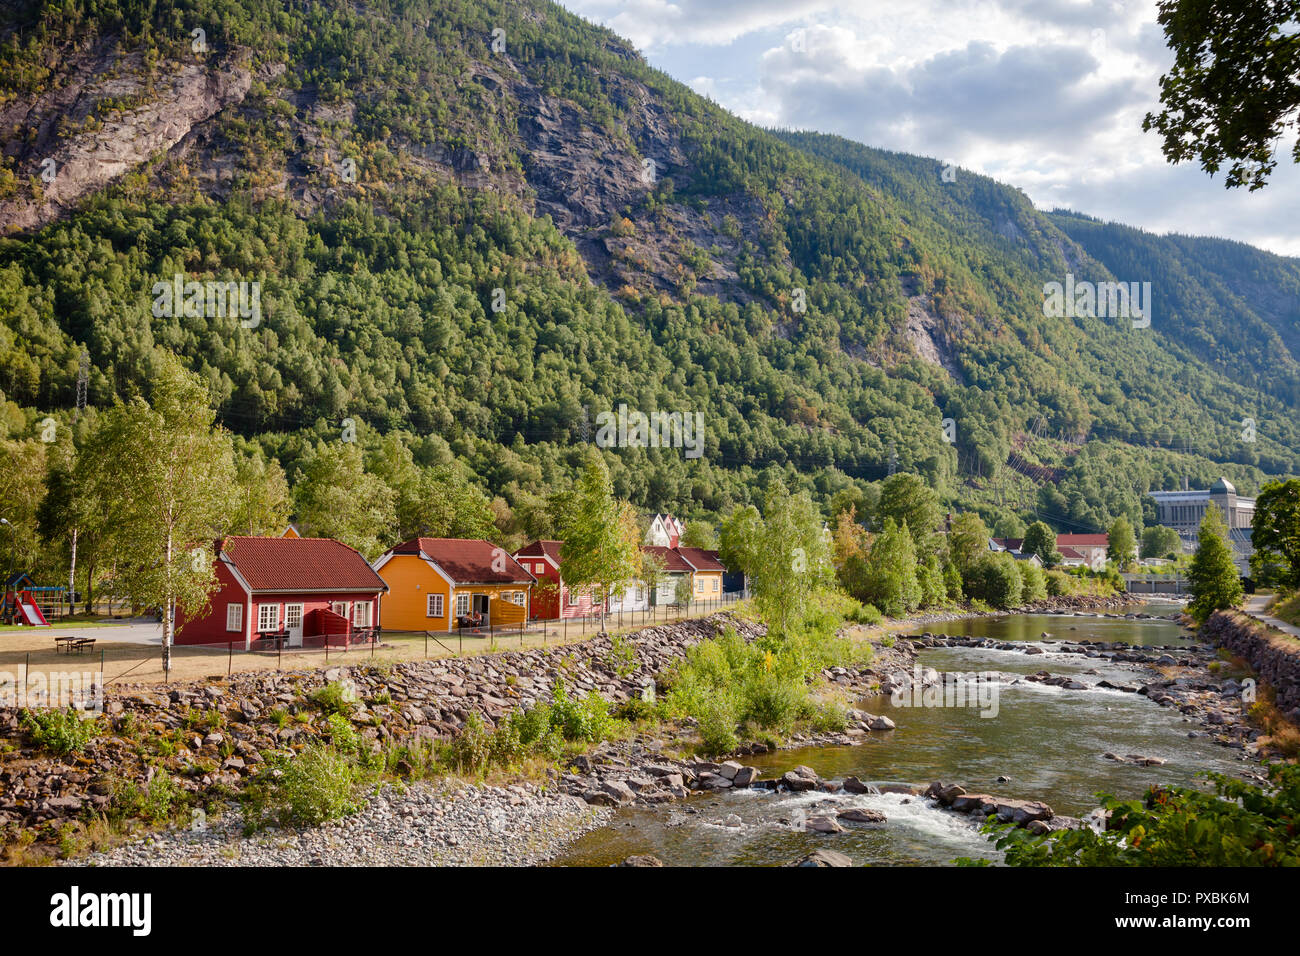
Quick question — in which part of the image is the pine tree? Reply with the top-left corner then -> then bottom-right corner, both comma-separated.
1188,505 -> 1243,623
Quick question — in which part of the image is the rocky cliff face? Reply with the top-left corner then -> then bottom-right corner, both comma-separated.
0,45 -> 252,234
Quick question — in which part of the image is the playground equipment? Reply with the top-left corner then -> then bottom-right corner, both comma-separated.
1,573 -> 63,626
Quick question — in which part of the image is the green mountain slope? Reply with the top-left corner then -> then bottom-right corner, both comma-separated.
0,0 -> 1295,537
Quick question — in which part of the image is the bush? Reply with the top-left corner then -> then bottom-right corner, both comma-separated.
309,680 -> 357,716
965,552 -> 1024,609
1020,562 -> 1047,603
447,713 -> 493,774
114,773 -> 183,824
987,763 -> 1300,866
697,698 -> 739,755
1045,569 -> 1072,597
247,745 -> 365,830
20,708 -> 101,755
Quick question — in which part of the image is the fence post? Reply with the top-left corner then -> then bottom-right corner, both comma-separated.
458,626 -> 463,657
228,641 -> 232,678
424,630 -> 428,659
277,640 -> 281,672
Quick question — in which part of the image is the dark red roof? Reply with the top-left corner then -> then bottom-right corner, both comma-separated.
390,538 -> 534,585
1057,546 -> 1087,560
642,545 -> 694,573
514,540 -> 562,564
677,547 -> 725,572
218,536 -> 387,593
1057,533 -> 1108,546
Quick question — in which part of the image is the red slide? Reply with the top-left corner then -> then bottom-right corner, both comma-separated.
14,591 -> 49,626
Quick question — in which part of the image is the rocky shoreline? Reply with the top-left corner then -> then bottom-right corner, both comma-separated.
76,781 -> 612,867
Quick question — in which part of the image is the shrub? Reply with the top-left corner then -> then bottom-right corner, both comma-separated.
697,698 -> 739,755
1020,562 -> 1048,603
248,745 -> 365,830
115,772 -> 183,824
447,713 -> 493,774
20,709 -> 101,755
309,680 -> 357,716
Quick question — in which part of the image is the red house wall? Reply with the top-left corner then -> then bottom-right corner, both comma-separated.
516,558 -> 601,620
176,578 -> 384,647
176,560 -> 249,646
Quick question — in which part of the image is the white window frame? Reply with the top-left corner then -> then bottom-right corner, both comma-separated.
711,577 -> 719,592
456,593 -> 470,617
226,603 -> 243,633
567,589 -> 578,607
284,603 -> 304,630
331,601 -> 348,618
353,601 -> 372,628
257,603 -> 279,632
696,578 -> 705,593
427,593 -> 444,618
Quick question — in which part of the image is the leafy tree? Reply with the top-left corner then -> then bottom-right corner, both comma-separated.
720,483 -> 831,638
231,450 -> 291,536
293,442 -> 397,560
1141,524 -> 1183,561
861,519 -> 922,617
555,450 -> 642,623
1187,504 -> 1244,622
876,473 -> 942,553
78,352 -> 235,672
1020,561 -> 1047,602
1022,521 -> 1061,567
966,552 -> 1024,609
991,514 -> 1027,539
1252,478 -> 1300,588
680,520 -> 719,550
830,507 -> 872,600
0,437 -> 47,579
948,511 -> 990,573
1144,0 -> 1300,190
1107,516 -> 1138,570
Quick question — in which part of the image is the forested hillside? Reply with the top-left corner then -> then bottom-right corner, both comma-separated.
0,0 -> 1297,577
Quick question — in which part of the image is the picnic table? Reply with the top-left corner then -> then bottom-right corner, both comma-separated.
54,635 -> 96,654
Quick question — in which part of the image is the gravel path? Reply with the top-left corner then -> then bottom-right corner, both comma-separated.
72,782 -> 612,867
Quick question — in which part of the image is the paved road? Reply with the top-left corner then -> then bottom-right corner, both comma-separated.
41,619 -> 163,645
1244,594 -> 1300,639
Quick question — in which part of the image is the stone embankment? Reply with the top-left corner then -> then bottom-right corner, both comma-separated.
1202,611 -> 1300,721
2,613 -> 762,840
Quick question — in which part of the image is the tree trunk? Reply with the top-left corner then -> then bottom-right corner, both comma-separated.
68,526 -> 77,616
162,532 -> 173,676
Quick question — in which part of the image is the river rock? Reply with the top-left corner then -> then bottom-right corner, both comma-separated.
788,849 -> 852,867
805,815 -> 846,834
782,766 -> 820,791
865,714 -> 896,731
837,807 -> 886,824
619,855 -> 664,867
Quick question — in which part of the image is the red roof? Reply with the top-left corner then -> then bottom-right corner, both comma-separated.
514,540 -> 562,565
677,547 -> 726,573
1057,533 -> 1108,546
992,538 -> 1024,551
390,538 -> 534,585
1057,546 -> 1087,560
218,536 -> 387,593
642,545 -> 694,573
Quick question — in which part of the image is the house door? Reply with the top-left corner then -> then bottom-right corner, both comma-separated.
473,594 -> 489,625
285,604 -> 304,647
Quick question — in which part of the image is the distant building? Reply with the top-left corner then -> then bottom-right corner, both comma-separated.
1148,478 -> 1255,572
1056,533 -> 1110,570
1148,478 -> 1255,534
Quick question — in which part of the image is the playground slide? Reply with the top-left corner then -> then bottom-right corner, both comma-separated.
16,593 -> 49,626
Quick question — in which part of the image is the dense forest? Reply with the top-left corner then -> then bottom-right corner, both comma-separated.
0,0 -> 1297,582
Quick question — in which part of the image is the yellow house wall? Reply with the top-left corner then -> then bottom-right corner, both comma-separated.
692,571 -> 723,599
376,554 -> 452,632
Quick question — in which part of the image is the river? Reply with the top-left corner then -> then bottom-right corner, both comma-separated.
554,602 -> 1251,866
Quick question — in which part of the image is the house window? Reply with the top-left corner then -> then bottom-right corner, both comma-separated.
353,601 -> 372,628
711,578 -> 719,592
427,593 -> 444,618
696,578 -> 705,593
456,593 -> 470,617
515,591 -> 527,606
331,601 -> 348,618
635,586 -> 644,602
285,604 -> 303,630
226,603 -> 243,633
567,590 -> 578,606
536,563 -> 546,574
257,603 -> 279,632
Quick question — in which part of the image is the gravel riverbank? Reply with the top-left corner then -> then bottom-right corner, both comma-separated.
75,781 -> 611,867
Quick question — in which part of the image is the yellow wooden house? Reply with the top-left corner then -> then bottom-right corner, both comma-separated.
372,538 -> 534,632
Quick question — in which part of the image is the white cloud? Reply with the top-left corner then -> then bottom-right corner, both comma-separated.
560,0 -> 1299,256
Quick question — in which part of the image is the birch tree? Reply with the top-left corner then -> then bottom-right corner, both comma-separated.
556,451 -> 641,624
80,353 -> 234,674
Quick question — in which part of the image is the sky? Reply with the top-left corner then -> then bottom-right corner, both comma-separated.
559,0 -> 1300,257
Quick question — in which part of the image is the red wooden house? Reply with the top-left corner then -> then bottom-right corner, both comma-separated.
177,536 -> 388,648
513,540 -> 603,620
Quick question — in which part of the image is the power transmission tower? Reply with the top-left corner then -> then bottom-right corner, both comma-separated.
74,349 -> 88,422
